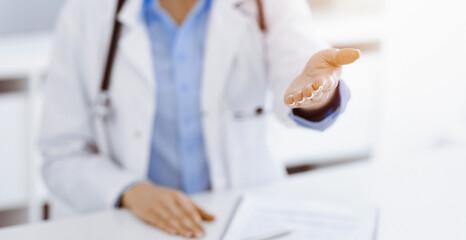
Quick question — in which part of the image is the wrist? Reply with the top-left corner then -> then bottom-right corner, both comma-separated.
292,83 -> 341,122
121,182 -> 153,208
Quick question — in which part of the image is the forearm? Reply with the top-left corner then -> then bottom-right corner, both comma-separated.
41,152 -> 142,212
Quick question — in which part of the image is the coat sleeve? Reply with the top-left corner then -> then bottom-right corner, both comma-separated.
39,0 -> 141,213
262,0 -> 335,126
289,81 -> 351,131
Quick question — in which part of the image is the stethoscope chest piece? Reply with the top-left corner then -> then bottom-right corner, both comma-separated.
92,91 -> 112,122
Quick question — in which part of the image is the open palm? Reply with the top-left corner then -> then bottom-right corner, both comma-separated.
284,48 -> 361,110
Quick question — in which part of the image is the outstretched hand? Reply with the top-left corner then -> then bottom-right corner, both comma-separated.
284,48 -> 360,110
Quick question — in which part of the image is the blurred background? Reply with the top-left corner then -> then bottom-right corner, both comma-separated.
1,0 -> 465,232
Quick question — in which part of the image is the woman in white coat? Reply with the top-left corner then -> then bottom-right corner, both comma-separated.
40,0 -> 359,238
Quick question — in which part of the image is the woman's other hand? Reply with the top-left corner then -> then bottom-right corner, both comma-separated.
121,183 -> 215,238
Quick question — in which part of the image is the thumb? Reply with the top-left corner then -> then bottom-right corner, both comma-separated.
193,203 -> 215,222
327,48 -> 361,67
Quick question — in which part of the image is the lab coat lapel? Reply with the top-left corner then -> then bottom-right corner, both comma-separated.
201,0 -> 248,190
202,0 -> 248,112
117,0 -> 248,111
117,0 -> 155,91
114,0 -> 155,175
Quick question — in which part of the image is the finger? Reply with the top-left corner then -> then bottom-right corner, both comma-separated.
312,90 -> 326,102
144,213 -> 177,236
165,209 -> 199,238
312,78 -> 325,91
284,94 -> 295,106
153,206 -> 189,237
324,74 -> 338,92
175,195 -> 205,238
328,48 -> 361,67
176,196 -> 204,226
164,202 -> 200,238
193,202 -> 215,222
164,202 -> 185,224
293,91 -> 304,104
180,218 -> 202,238
317,75 -> 338,92
303,85 -> 314,99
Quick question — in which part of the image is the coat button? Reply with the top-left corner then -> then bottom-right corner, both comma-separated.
256,107 -> 263,115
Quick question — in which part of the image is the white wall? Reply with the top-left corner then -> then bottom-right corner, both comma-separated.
309,0 -> 384,14
0,0 -> 66,34
0,92 -> 28,211
377,0 -> 466,156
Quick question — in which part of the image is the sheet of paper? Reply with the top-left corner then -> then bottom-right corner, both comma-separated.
222,194 -> 377,240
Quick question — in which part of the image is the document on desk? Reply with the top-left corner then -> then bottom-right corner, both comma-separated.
222,194 -> 377,240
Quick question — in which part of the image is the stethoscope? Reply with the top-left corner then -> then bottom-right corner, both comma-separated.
92,0 -> 126,156
92,0 -> 272,154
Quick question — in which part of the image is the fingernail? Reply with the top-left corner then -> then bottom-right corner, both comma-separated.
355,48 -> 361,55
303,86 -> 312,98
195,232 -> 204,238
305,91 -> 315,100
296,92 -> 305,103
185,232 -> 193,237
285,95 -> 295,106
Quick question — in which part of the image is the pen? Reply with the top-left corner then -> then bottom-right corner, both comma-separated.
243,227 -> 294,240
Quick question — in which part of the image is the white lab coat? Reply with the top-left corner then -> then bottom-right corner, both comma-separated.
40,0 -> 330,212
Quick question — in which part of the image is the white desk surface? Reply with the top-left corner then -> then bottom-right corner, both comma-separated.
0,161 -> 376,240
1,146 -> 465,240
